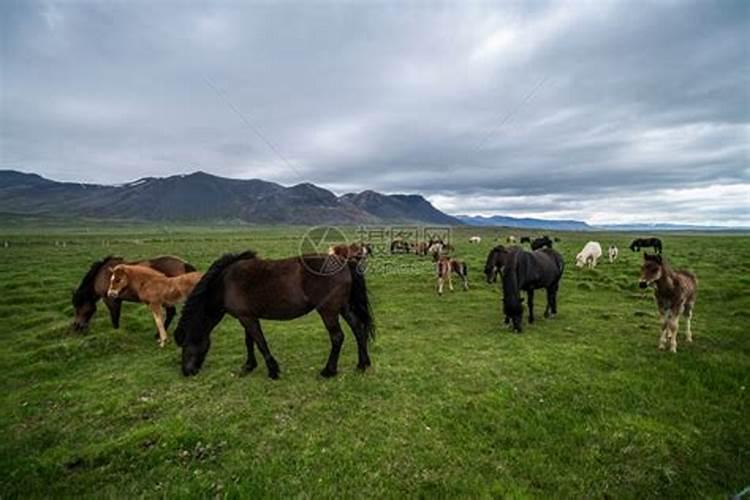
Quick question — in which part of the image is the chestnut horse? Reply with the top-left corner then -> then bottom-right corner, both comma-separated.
174,251 -> 374,379
72,255 -> 196,331
639,253 -> 697,352
107,264 -> 203,347
328,242 -> 370,260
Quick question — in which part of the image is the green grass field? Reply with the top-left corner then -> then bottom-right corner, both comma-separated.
1,224 -> 748,498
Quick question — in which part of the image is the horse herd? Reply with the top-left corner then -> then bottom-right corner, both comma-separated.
70,234 -> 697,379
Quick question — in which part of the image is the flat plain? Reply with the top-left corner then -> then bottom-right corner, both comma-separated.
0,222 -> 748,497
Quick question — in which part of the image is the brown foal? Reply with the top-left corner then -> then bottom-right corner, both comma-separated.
639,253 -> 697,353
107,264 -> 202,347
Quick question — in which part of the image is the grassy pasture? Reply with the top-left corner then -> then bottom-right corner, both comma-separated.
0,223 -> 748,498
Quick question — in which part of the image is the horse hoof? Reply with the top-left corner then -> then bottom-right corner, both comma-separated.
239,363 -> 257,377
268,370 -> 280,380
320,367 -> 338,378
356,361 -> 371,371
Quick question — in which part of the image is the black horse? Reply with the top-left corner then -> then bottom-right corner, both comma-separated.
501,248 -> 564,332
531,235 -> 553,250
483,245 -> 520,283
520,236 -> 531,244
630,237 -> 662,254
175,251 -> 374,379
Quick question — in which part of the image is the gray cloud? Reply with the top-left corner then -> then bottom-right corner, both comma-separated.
1,0 -> 748,225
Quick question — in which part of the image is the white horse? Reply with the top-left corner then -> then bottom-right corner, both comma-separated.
575,241 -> 602,269
469,236 -> 481,244
608,245 -> 619,263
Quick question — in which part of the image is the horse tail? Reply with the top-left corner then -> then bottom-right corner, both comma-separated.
174,250 -> 256,346
461,261 -> 468,278
347,260 -> 375,341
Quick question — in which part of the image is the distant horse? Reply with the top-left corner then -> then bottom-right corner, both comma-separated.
553,237 -> 561,243
507,235 -> 518,244
630,237 -> 662,254
72,255 -> 196,332
174,251 -> 374,378
328,242 -> 369,260
575,241 -> 602,269
531,235 -> 553,250
483,245 -> 520,283
436,255 -> 468,295
469,236 -> 482,244
520,236 -> 531,244
639,253 -> 697,352
608,245 -> 619,263
107,264 -> 202,347
501,248 -> 564,332
414,241 -> 430,256
390,238 -> 412,254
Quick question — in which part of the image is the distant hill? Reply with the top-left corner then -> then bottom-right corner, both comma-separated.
0,170 -> 460,225
456,214 -> 592,231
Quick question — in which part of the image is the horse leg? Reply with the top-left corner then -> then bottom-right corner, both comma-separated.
341,306 -> 371,371
461,270 -> 469,291
319,309 -> 344,378
437,276 -> 444,295
658,310 -> 670,350
239,318 -> 259,376
104,297 -> 122,329
242,317 -> 280,379
684,302 -> 694,343
448,270 -> 454,292
149,303 -> 169,347
527,289 -> 535,324
668,314 -> 680,353
163,306 -> 177,330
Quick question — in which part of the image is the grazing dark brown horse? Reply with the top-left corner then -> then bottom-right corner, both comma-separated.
174,251 -> 375,379
639,253 -> 697,352
72,255 -> 196,331
502,248 -> 564,332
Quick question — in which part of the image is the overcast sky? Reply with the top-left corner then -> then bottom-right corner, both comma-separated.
1,1 -> 748,225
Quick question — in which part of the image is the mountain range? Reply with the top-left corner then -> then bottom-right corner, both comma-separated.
455,214 -> 592,231
0,170 -> 460,225
2,170 -> 743,231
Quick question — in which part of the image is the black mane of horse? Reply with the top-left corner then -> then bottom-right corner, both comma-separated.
72,255 -> 119,307
502,248 -> 564,332
174,250 -> 257,346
